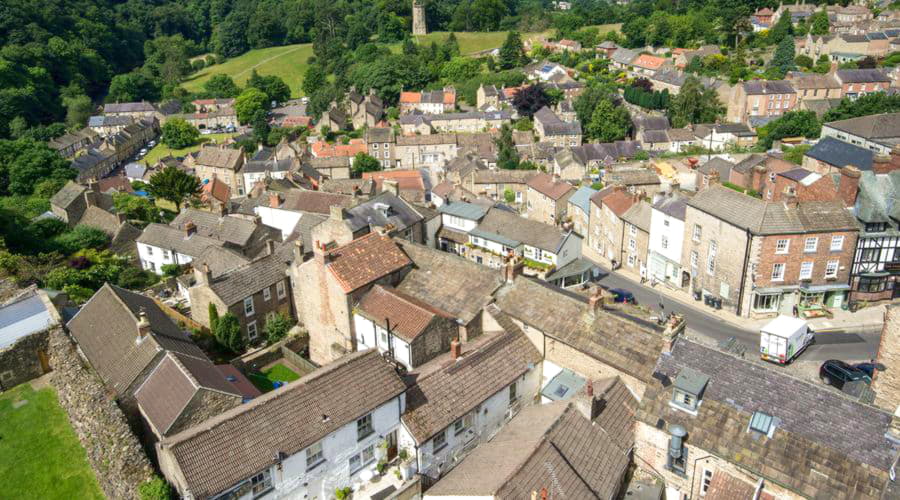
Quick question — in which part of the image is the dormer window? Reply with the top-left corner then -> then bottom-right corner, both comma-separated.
670,367 -> 709,415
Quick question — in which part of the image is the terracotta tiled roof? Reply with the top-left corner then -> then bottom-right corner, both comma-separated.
362,169 -> 426,192
201,176 -> 231,204
357,285 -> 451,342
705,470 -> 775,500
161,350 -> 406,498
310,139 -> 367,158
400,91 -> 421,103
325,233 -> 411,292
598,188 -> 638,217
527,172 -> 574,200
632,54 -> 667,70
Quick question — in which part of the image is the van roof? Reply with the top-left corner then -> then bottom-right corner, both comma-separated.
761,315 -> 807,335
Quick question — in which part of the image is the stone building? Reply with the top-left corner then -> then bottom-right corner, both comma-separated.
873,304 -> 900,413
191,144 -> 247,196
525,173 -> 575,225
393,134 -> 458,170
0,288 -> 59,390
727,80 -> 797,124
291,233 -> 413,364
634,338 -> 899,500
533,106 -> 582,147
588,186 -> 640,267
188,241 -> 295,344
412,0 -> 427,35
621,201 -> 652,279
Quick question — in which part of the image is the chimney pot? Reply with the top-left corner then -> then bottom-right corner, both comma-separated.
292,239 -> 304,263
586,380 -> 593,397
450,339 -> 461,360
137,307 -> 151,339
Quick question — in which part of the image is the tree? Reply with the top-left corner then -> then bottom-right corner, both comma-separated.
440,57 -> 482,84
208,303 -> 220,332
63,95 -> 93,129
213,14 -> 249,58
214,312 -> 244,352
573,83 -> 617,124
353,153 -> 381,175
810,10 -> 829,36
247,70 -> 291,104
148,166 -> 201,211
264,312 -> 293,345
161,118 -> 200,148
768,36 -> 796,78
107,71 -> 161,103
512,84 -> 550,119
769,13 -> 793,44
112,192 -> 160,223
53,226 -> 110,254
504,188 -> 516,203
235,88 -> 269,125
585,99 -> 630,142
857,56 -> 877,69
756,110 -> 821,149
203,75 -> 241,98
499,31 -> 527,70
795,55 -> 814,69
139,477 -> 173,500
0,139 -> 76,196
302,64 -> 327,96
251,109 -> 271,143
822,93 -> 900,122
495,124 -> 520,170
668,76 -> 724,128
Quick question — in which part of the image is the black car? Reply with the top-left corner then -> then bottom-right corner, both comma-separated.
819,359 -> 871,390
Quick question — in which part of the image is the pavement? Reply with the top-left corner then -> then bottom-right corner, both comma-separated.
590,262 -> 883,363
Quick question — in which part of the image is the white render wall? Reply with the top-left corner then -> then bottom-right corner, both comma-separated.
137,242 -> 192,274
649,207 -> 685,265
254,206 -> 303,239
353,314 -> 413,369
441,214 -> 479,233
400,362 -> 542,481
257,395 -> 405,500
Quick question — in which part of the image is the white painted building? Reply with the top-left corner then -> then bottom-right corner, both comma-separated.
648,194 -> 688,287
157,350 -> 409,500
354,313 -> 414,370
254,204 -> 304,239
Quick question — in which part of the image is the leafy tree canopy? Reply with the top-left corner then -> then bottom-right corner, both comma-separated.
161,118 -> 200,149
147,166 -> 201,211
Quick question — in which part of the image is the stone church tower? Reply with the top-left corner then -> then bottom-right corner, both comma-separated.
412,0 -> 427,35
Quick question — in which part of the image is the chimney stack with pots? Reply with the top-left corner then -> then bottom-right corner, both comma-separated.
450,339 -> 461,360
588,287 -> 604,313
784,193 -> 799,209
330,205 -> 347,221
269,192 -> 282,209
266,239 -> 276,256
383,179 -> 400,197
292,239 -> 304,264
839,165 -> 861,207
184,221 -> 197,237
194,263 -> 212,286
504,252 -> 523,283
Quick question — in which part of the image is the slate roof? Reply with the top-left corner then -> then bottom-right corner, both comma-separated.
344,192 -> 426,234
365,127 -> 394,143
0,291 -> 57,349
395,240 -> 503,324
855,171 -> 900,224
643,129 -> 670,143
742,80 -> 795,95
637,339 -> 898,499
206,244 -> 292,306
568,186 -> 597,215
604,169 -> 661,187
195,146 -> 243,171
160,350 -> 406,498
356,285 -> 451,342
429,377 -> 636,499
527,172 -> 574,200
438,201 -> 487,221
134,352 -> 241,435
265,189 -> 353,215
652,193 -> 689,220
621,201 -> 652,232
325,233 -> 411,292
835,68 -> 891,83
698,157 -> 735,177
534,107 -> 582,136
66,284 -> 207,395
138,223 -> 230,259
171,209 -> 260,248
104,101 -> 156,113
806,136 -> 874,170
611,48 -> 638,65
825,112 -> 900,144
51,181 -> 87,209
732,153 -> 767,174
571,142 -> 644,165
401,319 -> 542,443
495,278 -> 664,383
472,208 -> 570,252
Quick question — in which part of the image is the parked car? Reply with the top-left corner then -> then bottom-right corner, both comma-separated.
819,360 -> 871,390
608,288 -> 636,304
139,148 -> 148,155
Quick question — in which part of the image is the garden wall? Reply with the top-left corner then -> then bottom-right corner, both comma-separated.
0,329 -> 49,391
48,327 -> 155,499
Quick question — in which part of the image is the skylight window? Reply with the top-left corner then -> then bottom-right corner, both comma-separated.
749,411 -> 775,436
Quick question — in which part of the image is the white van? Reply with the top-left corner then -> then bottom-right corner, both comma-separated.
760,315 -> 814,364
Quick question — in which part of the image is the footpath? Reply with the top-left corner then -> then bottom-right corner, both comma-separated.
612,266 -> 886,334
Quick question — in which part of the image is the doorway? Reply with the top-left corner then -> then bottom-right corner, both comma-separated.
386,430 -> 398,461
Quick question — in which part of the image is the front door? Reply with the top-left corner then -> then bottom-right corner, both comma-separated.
386,430 -> 398,461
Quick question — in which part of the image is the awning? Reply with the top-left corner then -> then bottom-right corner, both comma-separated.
800,283 -> 850,292
546,258 -> 595,282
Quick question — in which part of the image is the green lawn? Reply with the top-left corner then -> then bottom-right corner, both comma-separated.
143,133 -> 237,165
248,363 -> 301,392
0,384 -> 104,500
181,25 -> 621,98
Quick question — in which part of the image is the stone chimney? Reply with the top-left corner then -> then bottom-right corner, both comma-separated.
313,239 -> 333,265
330,205 -> 347,221
383,179 -> 400,196
708,169 -> 721,185
265,239 -> 276,256
450,339 -> 461,360
838,165 -> 861,207
784,193 -> 799,209
504,253 -> 523,283
89,181 -> 100,194
292,239 -> 304,263
136,307 -> 151,340
217,201 -> 229,216
574,378 -> 608,421
873,153 -> 895,175
194,263 -> 212,286
116,212 -> 127,224
662,313 -> 686,353
83,189 -> 98,207
269,192 -> 282,209
184,221 -> 197,237
588,287 -> 604,313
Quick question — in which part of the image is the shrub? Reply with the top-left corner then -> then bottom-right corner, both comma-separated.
264,312 -> 294,345
161,263 -> 182,277
53,226 -> 110,254
335,487 -> 352,500
503,189 -> 516,203
139,477 -> 173,500
214,312 -> 244,353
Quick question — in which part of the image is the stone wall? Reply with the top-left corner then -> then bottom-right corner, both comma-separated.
873,305 -> 900,412
0,329 -> 49,390
48,327 -> 155,499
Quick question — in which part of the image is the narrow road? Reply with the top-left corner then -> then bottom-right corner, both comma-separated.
591,264 -> 881,362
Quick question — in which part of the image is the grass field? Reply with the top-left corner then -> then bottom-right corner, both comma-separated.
143,132 -> 237,165
182,25 -> 620,98
248,363 -> 301,392
0,384 -> 104,500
